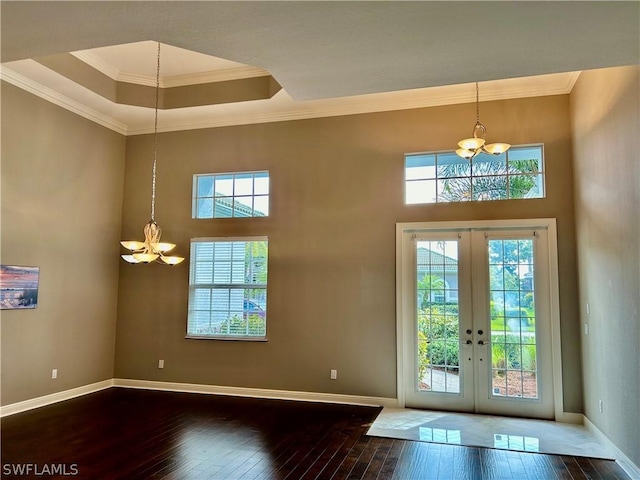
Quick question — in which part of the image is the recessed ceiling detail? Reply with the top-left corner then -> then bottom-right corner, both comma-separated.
2,3 -> 637,135
71,41 -> 266,85
35,42 -> 282,109
0,53 -> 580,137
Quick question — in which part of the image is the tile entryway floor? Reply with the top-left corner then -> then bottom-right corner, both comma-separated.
367,408 -> 614,459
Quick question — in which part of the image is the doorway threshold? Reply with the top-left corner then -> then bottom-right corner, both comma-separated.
366,407 -> 614,459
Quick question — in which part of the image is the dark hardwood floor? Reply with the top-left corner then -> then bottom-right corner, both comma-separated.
1,389 -> 631,480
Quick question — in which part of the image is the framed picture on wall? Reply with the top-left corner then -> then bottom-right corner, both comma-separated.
0,265 -> 40,310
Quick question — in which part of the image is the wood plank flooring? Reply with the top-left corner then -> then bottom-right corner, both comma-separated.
1,388 -> 631,479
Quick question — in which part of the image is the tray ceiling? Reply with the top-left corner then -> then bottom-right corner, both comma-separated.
1,2 -> 637,135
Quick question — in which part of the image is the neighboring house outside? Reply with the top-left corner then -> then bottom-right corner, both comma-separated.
417,248 -> 459,303
196,195 -> 267,218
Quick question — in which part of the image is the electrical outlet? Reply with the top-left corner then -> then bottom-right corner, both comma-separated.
330,369 -> 337,380
599,400 -> 603,413
158,359 -> 164,369
584,323 -> 589,335
51,369 -> 58,379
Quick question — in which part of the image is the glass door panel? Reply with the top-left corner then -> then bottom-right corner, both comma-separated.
404,233 -> 474,412
474,230 -> 554,419
416,240 -> 461,394
488,238 -> 538,399
402,224 -> 555,419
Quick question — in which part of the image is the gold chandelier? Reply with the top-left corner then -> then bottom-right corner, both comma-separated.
120,43 -> 184,266
456,82 -> 510,159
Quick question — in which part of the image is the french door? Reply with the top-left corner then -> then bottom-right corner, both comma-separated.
398,221 -> 557,419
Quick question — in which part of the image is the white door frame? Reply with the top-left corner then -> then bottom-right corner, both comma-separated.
396,218 -> 565,420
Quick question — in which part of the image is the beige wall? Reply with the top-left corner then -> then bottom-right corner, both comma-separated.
570,66 -> 640,466
115,94 -> 583,412
5,63 -> 639,460
0,83 -> 126,405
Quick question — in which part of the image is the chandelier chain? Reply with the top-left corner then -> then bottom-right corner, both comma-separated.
119,41 -> 184,265
151,42 -> 161,222
455,81 -> 510,160
475,82 -> 480,123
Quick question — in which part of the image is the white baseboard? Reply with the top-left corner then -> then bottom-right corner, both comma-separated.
0,379 -> 113,417
113,378 -> 399,408
584,416 -> 640,479
556,411 -> 584,424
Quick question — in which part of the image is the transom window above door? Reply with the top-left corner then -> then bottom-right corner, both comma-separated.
193,171 -> 269,218
405,145 -> 544,204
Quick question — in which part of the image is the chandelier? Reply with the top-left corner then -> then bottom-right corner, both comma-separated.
455,82 -> 510,159
120,43 -> 184,266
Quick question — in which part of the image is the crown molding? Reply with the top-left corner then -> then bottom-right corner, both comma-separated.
128,72 -> 582,135
0,66 -> 128,135
476,72 -> 581,103
2,60 -> 582,137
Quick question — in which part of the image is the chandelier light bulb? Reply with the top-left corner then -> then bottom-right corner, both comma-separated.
121,255 -> 141,264
484,142 -> 511,155
132,252 -> 160,263
160,256 -> 185,265
120,241 -> 145,251
455,148 -> 474,159
151,242 -> 176,253
458,137 -> 485,151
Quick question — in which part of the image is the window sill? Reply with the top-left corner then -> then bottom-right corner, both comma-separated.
185,335 -> 268,342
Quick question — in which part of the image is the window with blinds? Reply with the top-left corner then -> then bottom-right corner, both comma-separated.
187,237 -> 268,340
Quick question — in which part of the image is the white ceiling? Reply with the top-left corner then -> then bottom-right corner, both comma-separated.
79,42 -> 250,78
1,2 -> 638,135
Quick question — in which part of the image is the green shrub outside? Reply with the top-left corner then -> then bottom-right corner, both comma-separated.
219,314 -> 266,336
418,303 -> 460,377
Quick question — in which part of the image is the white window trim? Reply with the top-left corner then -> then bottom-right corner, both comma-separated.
192,171 -> 270,219
186,236 -> 269,341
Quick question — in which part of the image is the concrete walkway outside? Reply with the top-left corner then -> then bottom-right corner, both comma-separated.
424,367 -> 460,393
